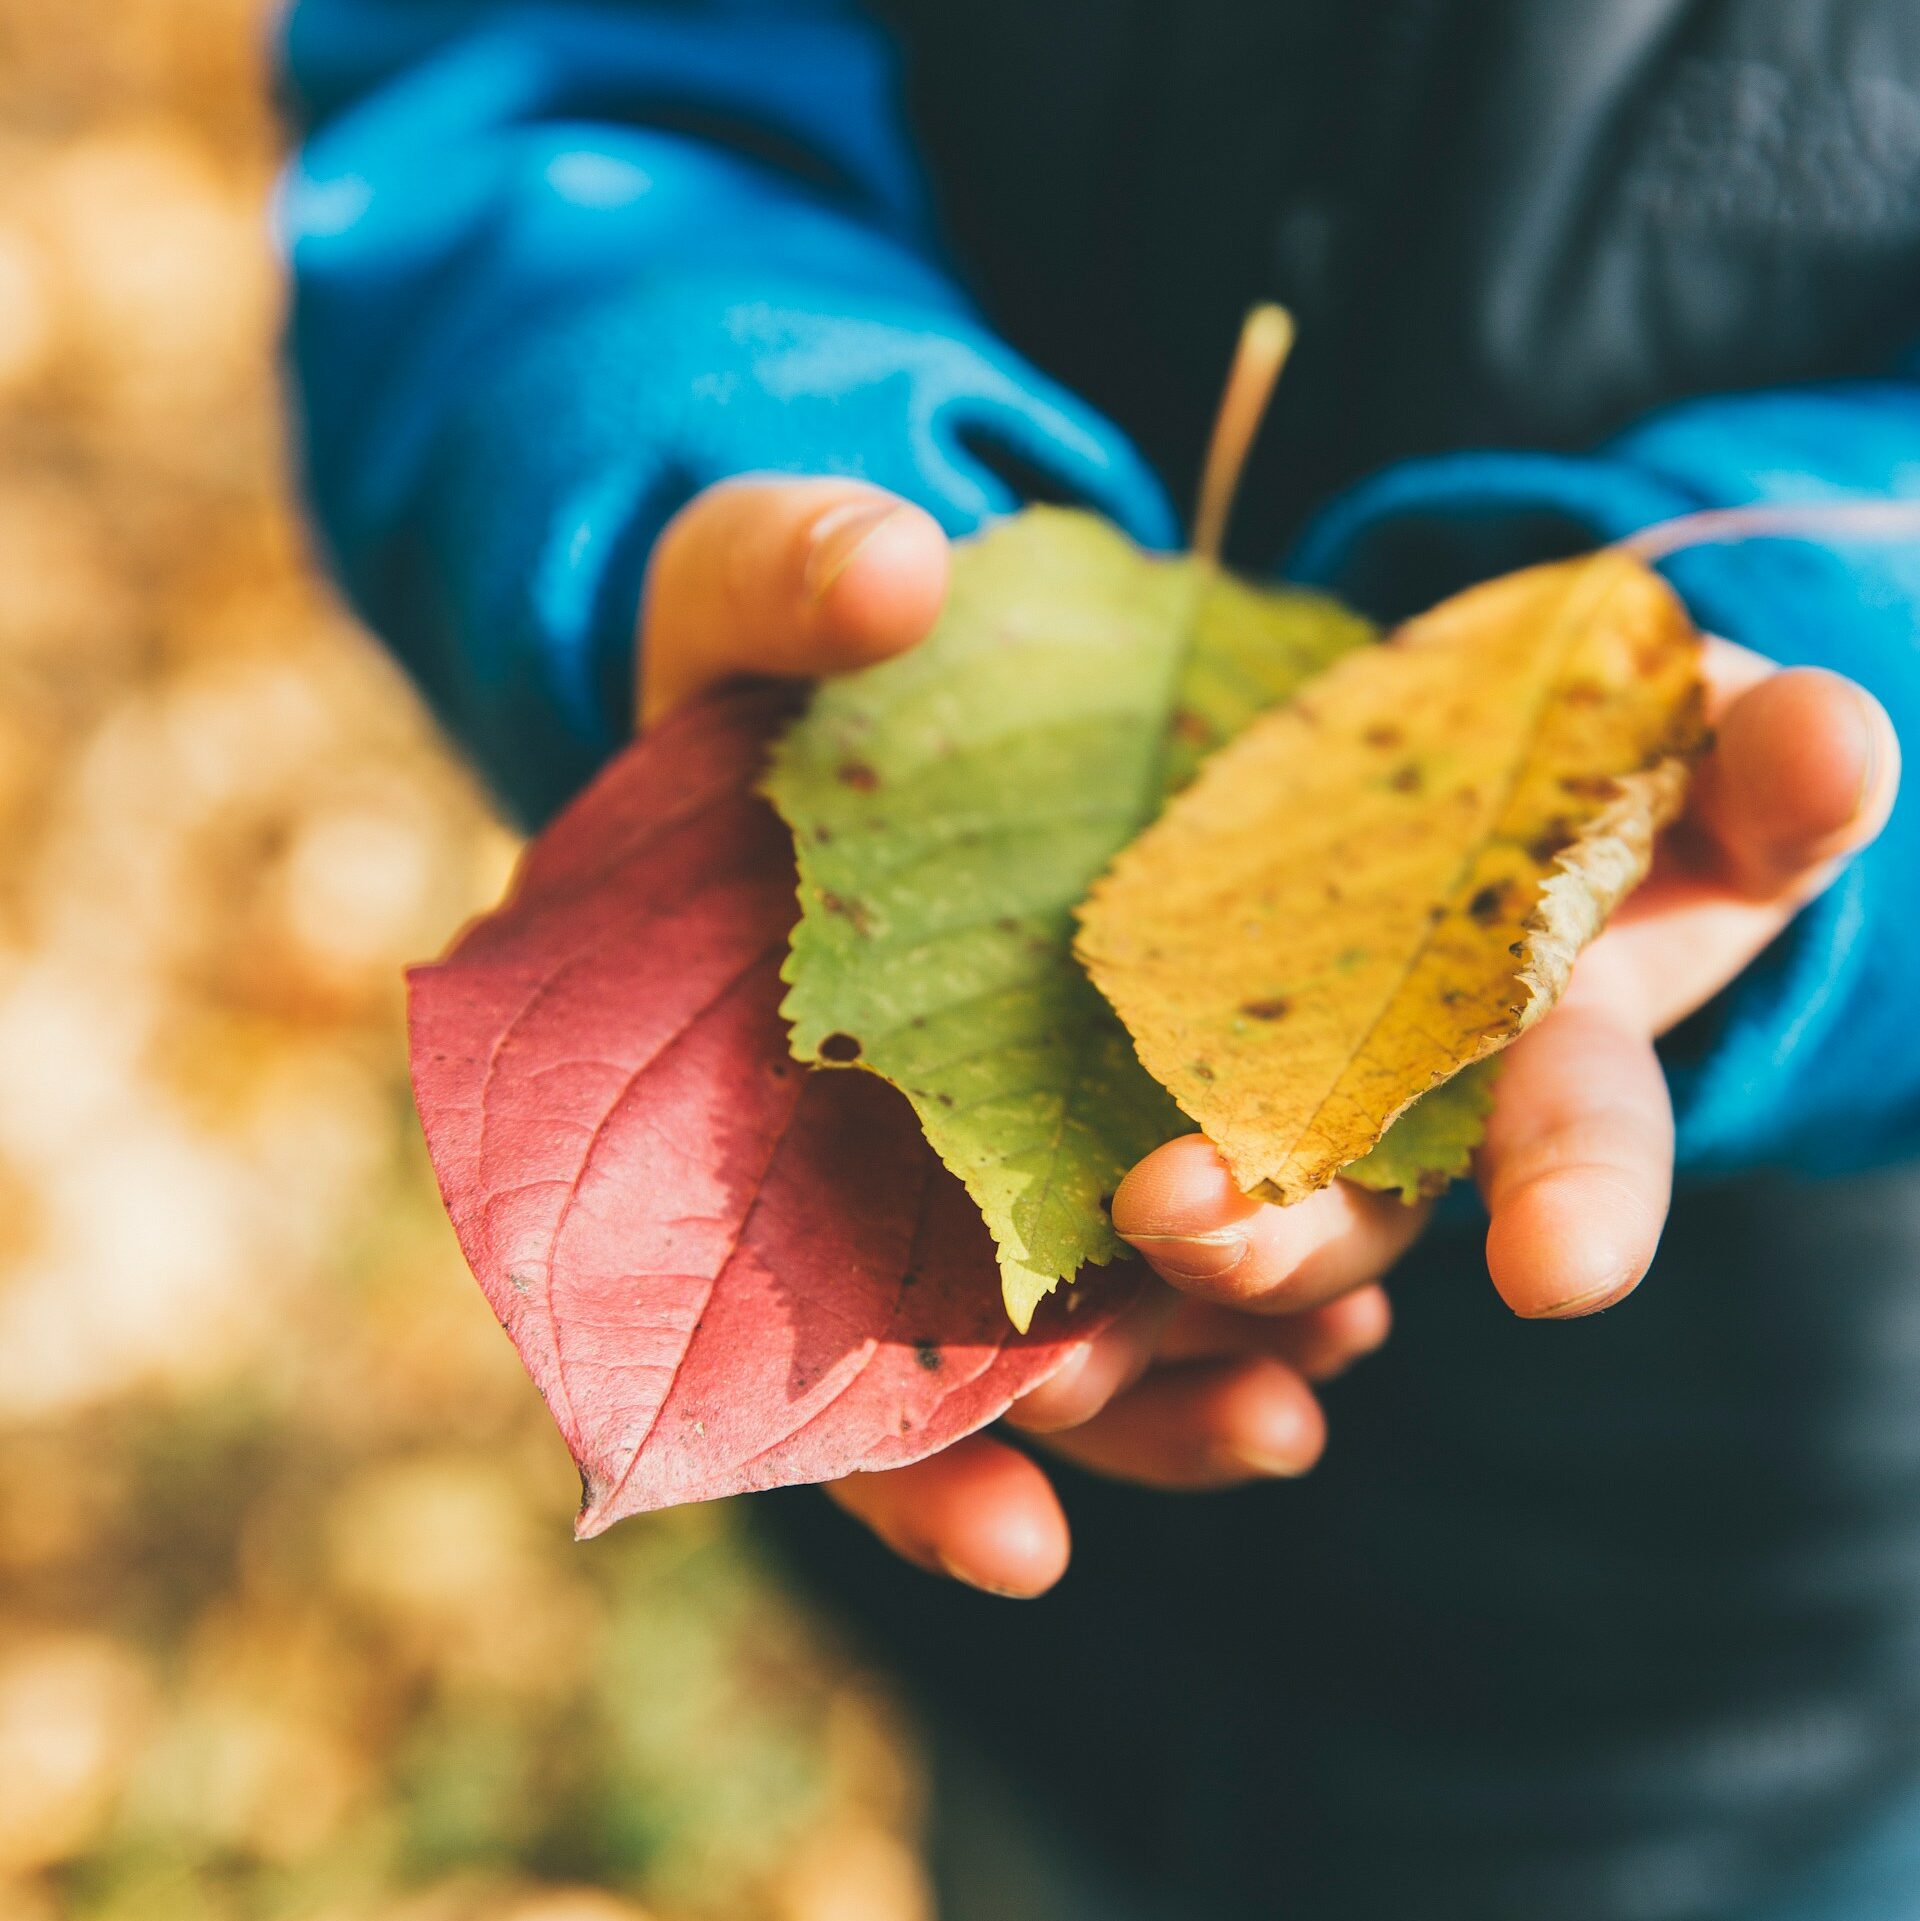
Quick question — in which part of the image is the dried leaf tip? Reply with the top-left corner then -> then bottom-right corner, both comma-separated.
1192,304 -> 1296,565
1514,757 -> 1693,1025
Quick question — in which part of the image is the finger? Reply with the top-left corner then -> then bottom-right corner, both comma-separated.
826,1435 -> 1069,1598
1695,633 -> 1775,710
1003,1279 -> 1177,1434
638,477 -> 949,724
1679,656 -> 1898,902
1599,652 -> 1900,1034
1477,982 -> 1674,1319
1112,1134 -> 1429,1314
1038,1357 -> 1326,1489
1158,1285 -> 1394,1381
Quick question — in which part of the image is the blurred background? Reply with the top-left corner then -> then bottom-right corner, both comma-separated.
0,5 -> 933,1917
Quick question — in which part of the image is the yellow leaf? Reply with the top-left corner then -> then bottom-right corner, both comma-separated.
1343,1057 -> 1500,1202
1075,549 -> 1707,1205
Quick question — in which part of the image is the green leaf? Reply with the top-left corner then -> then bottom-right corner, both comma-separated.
763,506 -> 1374,1326
1344,1059 -> 1500,1202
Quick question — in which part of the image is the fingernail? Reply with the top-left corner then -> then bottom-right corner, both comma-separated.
1001,1344 -> 1095,1434
1231,1444 -> 1313,1478
1224,1411 -> 1317,1479
805,500 -> 901,606
936,1553 -> 1036,1599
1527,1278 -> 1631,1321
1118,1228 -> 1250,1284
1845,685 -> 1885,826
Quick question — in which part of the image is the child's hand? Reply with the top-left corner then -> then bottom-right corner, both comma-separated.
1119,638 -> 1900,1322
640,476 -> 1392,1593
639,475 -> 953,724
638,478 -> 1899,1598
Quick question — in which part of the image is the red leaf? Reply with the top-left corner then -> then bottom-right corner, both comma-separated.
408,685 -> 1137,1535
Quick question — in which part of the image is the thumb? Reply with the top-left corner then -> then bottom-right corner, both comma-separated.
638,477 -> 949,725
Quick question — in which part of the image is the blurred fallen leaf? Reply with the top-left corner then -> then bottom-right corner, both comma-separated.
0,1 -> 933,1912
0,1632 -> 153,1871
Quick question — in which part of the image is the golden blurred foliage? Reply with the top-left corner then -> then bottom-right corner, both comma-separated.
0,4 -> 931,1917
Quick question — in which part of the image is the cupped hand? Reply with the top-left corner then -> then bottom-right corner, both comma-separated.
1119,639 -> 1900,1323
640,475 -> 1392,1594
639,475 -> 1900,1596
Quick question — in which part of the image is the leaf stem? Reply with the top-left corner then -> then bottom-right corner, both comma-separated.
1623,498 -> 1920,563
1192,304 -> 1296,565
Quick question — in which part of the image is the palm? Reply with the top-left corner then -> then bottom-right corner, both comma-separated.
639,477 -> 1898,1597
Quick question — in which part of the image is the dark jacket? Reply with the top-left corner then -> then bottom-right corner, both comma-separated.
281,4 -> 1920,1913
880,0 -> 1920,553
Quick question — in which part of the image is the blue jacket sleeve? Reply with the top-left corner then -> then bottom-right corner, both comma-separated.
279,0 -> 1174,824
1287,379 -> 1920,1179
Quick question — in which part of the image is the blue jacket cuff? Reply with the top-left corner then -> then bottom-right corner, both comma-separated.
391,269 -> 1177,825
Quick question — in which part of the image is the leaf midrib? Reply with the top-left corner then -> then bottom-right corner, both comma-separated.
1272,560 -> 1627,1186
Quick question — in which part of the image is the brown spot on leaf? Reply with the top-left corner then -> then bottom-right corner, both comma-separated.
1191,1060 -> 1216,1082
820,891 -> 872,935
1389,762 -> 1424,794
1239,997 -> 1291,1020
818,1031 -> 863,1063
1564,679 -> 1607,706
1171,709 -> 1210,745
1468,883 -> 1513,925
836,760 -> 879,792
1364,723 -> 1404,749
914,1342 -> 942,1372
1527,819 -> 1576,863
1560,772 -> 1618,800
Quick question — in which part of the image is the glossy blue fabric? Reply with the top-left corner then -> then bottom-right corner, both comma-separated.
280,4 -> 1919,1185
278,0 -> 1175,823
